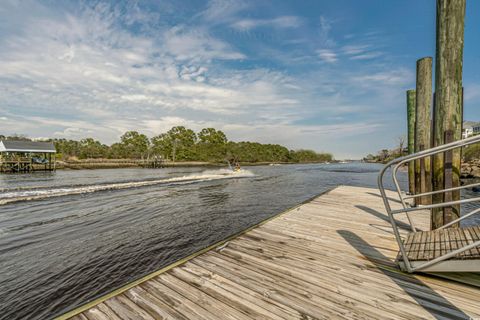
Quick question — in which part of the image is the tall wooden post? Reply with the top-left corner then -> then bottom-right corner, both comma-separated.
432,0 -> 465,229
415,57 -> 433,205
407,90 -> 416,196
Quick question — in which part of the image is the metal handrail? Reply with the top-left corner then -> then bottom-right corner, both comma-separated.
378,134 -> 480,273
403,181 -> 480,199
390,197 -> 480,214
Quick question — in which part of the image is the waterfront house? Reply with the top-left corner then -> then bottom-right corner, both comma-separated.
462,121 -> 480,138
0,140 -> 56,172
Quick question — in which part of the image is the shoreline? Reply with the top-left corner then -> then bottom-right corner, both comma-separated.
53,159 -> 348,170
365,159 -> 480,179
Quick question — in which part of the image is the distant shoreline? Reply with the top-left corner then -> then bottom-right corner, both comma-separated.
54,159 -> 348,170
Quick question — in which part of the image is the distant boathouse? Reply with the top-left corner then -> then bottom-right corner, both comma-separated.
0,140 -> 56,173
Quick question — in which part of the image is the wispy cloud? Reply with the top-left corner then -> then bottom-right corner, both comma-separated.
342,44 -> 370,55
314,19 -> 387,65
349,51 -> 383,60
318,16 -> 335,47
0,0 -> 441,158
163,25 -> 245,61
231,16 -> 302,31
341,43 -> 384,60
316,49 -> 337,63
350,68 -> 412,86
0,1 -> 306,143
200,0 -> 248,23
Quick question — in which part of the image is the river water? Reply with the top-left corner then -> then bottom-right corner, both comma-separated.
0,162 -> 476,319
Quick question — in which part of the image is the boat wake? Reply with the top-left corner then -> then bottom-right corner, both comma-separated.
0,169 -> 254,205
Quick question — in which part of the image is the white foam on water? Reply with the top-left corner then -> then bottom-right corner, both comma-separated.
0,169 -> 254,205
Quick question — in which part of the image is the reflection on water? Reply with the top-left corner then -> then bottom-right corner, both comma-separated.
0,162 -> 476,320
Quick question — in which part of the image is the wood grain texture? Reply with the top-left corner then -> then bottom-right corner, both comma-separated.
403,226 -> 480,261
432,0 -> 466,228
71,186 -> 480,320
415,57 -> 433,205
407,89 -> 416,196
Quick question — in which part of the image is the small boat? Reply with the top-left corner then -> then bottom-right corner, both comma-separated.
227,159 -> 241,172
233,162 -> 241,172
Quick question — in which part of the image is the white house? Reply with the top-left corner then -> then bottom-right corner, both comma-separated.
463,121 -> 480,139
463,126 -> 474,139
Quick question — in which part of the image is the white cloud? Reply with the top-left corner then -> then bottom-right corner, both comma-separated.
341,44 -> 383,61
318,16 -> 335,47
179,66 -> 208,81
317,49 -> 337,63
0,1 -> 418,158
351,68 -> 412,86
231,16 -> 302,31
342,44 -> 370,55
54,127 -> 94,139
200,0 -> 248,23
349,51 -> 383,60
163,26 -> 245,61
0,1 -> 306,145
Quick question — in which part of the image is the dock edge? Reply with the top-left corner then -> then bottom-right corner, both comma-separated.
53,186 -> 339,320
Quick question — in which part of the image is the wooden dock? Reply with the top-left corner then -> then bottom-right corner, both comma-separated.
61,186 -> 480,320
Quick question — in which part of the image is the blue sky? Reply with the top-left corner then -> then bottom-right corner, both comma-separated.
0,0 -> 479,158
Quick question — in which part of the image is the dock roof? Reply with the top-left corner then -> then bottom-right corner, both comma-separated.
0,140 -> 56,153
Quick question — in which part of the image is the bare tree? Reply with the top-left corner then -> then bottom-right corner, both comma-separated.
397,135 -> 406,156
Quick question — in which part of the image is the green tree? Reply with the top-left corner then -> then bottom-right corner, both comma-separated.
198,128 -> 227,144
120,131 -> 150,159
108,142 -> 127,159
54,139 -> 81,159
196,128 -> 228,161
151,133 -> 172,159
4,126 -> 334,163
151,126 -> 197,161
463,145 -> 480,162
5,134 -> 31,141
290,149 -> 333,163
78,138 -> 108,159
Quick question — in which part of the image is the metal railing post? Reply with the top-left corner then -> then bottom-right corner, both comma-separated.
378,134 -> 480,272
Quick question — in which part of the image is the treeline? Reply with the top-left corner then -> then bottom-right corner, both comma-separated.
363,137 -> 406,163
1,127 -> 333,163
365,144 -> 480,164
363,148 -> 404,163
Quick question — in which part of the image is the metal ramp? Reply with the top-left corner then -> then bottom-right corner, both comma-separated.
378,135 -> 480,273
400,226 -> 480,272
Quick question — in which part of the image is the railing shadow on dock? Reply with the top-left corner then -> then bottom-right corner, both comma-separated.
367,223 -> 396,236
355,205 -> 414,232
366,191 -> 402,204
337,230 -> 468,320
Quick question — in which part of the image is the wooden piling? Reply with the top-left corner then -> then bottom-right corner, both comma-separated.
406,90 -> 416,196
432,0 -> 465,229
414,57 -> 432,205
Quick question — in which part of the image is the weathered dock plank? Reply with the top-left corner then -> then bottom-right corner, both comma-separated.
60,186 -> 480,320
403,226 -> 480,261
